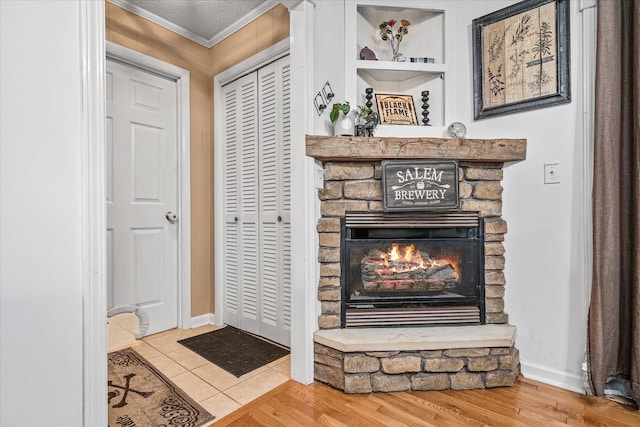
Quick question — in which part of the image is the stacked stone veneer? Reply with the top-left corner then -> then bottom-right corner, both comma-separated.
316,161 -> 509,329
314,160 -> 519,392
315,342 -> 520,393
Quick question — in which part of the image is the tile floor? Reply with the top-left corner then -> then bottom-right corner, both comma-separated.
107,313 -> 291,424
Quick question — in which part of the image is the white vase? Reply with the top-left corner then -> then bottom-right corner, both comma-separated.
333,114 -> 355,136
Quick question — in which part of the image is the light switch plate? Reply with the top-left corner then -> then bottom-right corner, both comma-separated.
544,163 -> 560,184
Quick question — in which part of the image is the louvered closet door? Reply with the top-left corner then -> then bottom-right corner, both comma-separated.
258,57 -> 291,346
222,72 -> 260,335
221,56 -> 291,347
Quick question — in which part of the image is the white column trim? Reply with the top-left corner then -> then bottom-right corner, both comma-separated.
80,1 -> 107,425
580,0 -> 597,393
106,41 -> 192,330
581,0 -> 596,312
289,0 -> 317,385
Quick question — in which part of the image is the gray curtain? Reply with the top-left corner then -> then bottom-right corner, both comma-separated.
588,0 -> 640,400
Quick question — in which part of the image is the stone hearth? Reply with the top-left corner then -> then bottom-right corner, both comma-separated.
314,325 -> 519,393
306,135 -> 526,393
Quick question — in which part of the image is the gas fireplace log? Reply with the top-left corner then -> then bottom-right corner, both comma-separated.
361,255 -> 457,292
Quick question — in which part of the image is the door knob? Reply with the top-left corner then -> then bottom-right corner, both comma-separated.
277,215 -> 282,222
165,211 -> 178,223
234,216 -> 239,222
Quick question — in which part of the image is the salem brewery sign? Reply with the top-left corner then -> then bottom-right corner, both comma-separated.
382,160 -> 459,211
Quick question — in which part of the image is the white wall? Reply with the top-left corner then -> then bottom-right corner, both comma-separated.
312,1 -> 347,135
310,0 -> 590,392
456,0 -> 589,392
0,2 -> 87,424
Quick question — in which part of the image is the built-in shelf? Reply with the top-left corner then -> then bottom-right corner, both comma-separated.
346,1 -> 456,130
356,60 -> 446,81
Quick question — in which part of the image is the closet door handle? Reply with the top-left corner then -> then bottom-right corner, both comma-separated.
277,215 -> 282,222
234,216 -> 239,222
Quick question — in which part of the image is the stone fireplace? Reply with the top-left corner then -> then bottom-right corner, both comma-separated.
306,135 -> 526,393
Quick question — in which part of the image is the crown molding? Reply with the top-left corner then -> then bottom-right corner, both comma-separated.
107,0 -> 280,48
208,0 -> 280,47
107,0 -> 210,46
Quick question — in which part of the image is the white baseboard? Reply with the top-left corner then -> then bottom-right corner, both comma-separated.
190,313 -> 216,328
520,360 -> 587,394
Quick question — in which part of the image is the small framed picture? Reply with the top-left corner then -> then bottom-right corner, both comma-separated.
375,93 -> 418,126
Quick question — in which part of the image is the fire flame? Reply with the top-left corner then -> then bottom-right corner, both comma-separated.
382,243 -> 458,277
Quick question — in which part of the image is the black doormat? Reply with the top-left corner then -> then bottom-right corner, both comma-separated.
178,326 -> 289,377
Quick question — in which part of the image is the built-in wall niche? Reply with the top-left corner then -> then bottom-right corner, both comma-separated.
356,6 -> 444,63
345,0 -> 456,135
357,68 -> 445,130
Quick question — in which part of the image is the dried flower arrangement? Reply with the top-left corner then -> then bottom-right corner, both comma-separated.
379,19 -> 411,61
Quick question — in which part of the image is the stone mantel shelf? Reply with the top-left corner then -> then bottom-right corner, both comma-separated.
306,135 -> 527,162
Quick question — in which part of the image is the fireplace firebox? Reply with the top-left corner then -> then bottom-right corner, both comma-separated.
341,211 -> 485,327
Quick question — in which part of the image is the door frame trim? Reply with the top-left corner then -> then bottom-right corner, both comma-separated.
82,1 -> 107,424
106,41 -> 192,330
213,38 -> 290,328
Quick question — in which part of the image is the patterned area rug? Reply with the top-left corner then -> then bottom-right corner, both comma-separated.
108,348 -> 214,427
178,326 -> 289,377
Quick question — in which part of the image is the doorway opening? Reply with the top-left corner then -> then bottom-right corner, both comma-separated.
106,42 -> 192,335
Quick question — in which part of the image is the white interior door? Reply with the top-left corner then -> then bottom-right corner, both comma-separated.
221,56 -> 291,347
106,59 -> 178,336
258,57 -> 292,346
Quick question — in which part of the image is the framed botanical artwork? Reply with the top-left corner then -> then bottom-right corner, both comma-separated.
375,93 -> 418,125
472,0 -> 570,119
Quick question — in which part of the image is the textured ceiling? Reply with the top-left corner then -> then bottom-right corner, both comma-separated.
121,0 -> 270,41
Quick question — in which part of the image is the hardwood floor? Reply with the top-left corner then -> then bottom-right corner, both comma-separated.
213,377 -> 640,426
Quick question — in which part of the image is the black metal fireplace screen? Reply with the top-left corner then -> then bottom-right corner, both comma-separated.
341,212 -> 485,327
